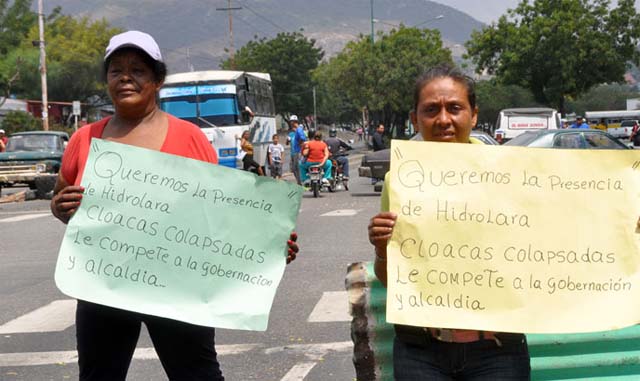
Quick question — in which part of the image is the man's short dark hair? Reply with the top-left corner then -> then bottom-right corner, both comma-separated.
413,64 -> 476,111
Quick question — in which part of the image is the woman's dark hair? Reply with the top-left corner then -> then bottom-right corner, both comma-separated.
413,64 -> 476,111
103,47 -> 167,83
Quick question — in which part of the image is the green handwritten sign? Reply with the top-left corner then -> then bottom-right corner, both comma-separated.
55,139 -> 302,331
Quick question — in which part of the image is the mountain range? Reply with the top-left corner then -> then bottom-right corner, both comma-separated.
41,0 -> 487,72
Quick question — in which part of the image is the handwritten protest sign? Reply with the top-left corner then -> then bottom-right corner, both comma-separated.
55,139 -> 302,331
387,140 -> 640,333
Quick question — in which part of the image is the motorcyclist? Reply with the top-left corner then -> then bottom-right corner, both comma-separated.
300,131 -> 332,185
324,128 -> 352,180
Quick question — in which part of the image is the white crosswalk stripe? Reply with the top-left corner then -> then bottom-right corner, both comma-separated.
0,300 -> 76,334
320,209 -> 360,217
0,344 -> 261,367
280,362 -> 317,381
307,291 -> 350,322
1,294 -> 354,379
0,213 -> 51,223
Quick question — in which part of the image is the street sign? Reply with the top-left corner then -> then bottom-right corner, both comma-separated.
72,101 -> 81,116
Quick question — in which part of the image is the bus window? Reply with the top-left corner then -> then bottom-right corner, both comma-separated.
199,95 -> 239,126
161,99 -> 198,125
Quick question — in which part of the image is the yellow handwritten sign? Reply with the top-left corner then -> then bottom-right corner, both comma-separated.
387,140 -> 640,333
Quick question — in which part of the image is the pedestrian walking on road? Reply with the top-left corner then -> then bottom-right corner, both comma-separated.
50,30 -> 299,381
288,115 -> 306,185
368,64 -> 531,380
372,123 -> 386,151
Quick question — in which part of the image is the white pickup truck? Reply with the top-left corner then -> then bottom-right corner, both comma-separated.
607,120 -> 637,139
493,108 -> 561,144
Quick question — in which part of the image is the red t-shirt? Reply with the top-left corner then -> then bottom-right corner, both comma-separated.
61,114 -> 218,185
306,140 -> 327,163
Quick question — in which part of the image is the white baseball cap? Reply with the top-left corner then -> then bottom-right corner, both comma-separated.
105,31 -> 163,62
290,115 -> 298,122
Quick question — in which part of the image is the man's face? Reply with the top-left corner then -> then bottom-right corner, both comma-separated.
576,118 -> 583,124
410,77 -> 476,143
377,125 -> 384,133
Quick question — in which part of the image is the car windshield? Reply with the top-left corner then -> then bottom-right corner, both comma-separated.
583,132 -> 628,149
620,120 -> 637,127
6,134 -> 62,152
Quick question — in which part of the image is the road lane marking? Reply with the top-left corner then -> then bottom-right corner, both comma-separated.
307,291 -> 350,322
269,341 -> 353,380
0,300 -> 76,334
265,341 -> 353,359
320,209 -> 359,217
0,344 -> 261,367
0,213 -> 51,223
280,362 -> 317,381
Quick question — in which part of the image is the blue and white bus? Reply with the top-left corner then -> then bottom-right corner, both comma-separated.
159,71 -> 277,168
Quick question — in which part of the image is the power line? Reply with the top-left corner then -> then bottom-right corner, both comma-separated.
235,0 -> 288,33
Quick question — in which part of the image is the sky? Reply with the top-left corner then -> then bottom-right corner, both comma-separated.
434,0 -> 640,24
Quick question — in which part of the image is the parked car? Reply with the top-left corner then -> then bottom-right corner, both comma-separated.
615,119 -> 639,141
0,131 -> 69,198
469,130 -> 499,145
493,107 -> 561,144
503,129 -> 630,149
358,131 -> 498,192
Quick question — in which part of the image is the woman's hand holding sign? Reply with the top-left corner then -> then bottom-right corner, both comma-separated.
368,211 -> 397,286
286,232 -> 299,264
51,178 -> 84,225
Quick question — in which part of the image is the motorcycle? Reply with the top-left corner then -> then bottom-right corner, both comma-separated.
329,153 -> 349,191
308,164 -> 331,198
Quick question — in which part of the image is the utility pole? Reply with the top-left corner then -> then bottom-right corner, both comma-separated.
216,0 -> 242,69
37,0 -> 49,131
186,47 -> 194,72
370,0 -> 374,46
312,87 -> 317,131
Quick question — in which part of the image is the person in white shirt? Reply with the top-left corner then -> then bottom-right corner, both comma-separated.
267,134 -> 285,179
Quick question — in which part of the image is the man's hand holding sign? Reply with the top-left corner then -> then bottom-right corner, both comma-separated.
54,139 -> 302,331
385,140 -> 640,333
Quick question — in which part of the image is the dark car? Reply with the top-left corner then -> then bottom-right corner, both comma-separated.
0,131 -> 69,197
358,131 -> 499,191
503,129 -> 630,149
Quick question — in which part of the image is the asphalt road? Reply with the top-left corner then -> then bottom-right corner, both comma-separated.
0,152 -> 382,381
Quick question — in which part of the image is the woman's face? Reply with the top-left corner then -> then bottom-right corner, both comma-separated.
106,49 -> 161,113
410,77 -> 477,143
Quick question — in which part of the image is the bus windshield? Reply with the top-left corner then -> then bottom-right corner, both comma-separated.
159,84 -> 242,127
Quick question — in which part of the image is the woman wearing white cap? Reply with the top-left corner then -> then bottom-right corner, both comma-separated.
50,31 -> 299,381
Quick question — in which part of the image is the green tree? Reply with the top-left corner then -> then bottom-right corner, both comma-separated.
312,59 -> 361,126
221,32 -> 324,117
465,0 -> 640,114
0,110 -> 39,134
0,0 -> 37,103
475,80 -> 540,126
315,27 -> 452,137
0,0 -> 36,55
568,83 -> 639,115
26,16 -> 119,101
1,14 -> 121,103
